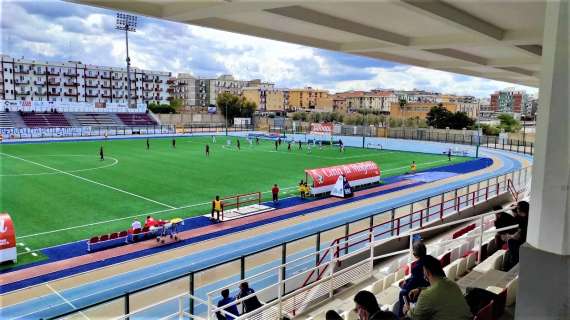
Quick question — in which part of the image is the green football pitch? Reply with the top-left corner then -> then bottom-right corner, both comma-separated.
0,136 -> 469,266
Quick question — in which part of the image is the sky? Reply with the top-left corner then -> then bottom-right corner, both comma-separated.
1,0 -> 539,98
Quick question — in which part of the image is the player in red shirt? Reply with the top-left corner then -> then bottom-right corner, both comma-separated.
145,215 -> 157,228
272,184 -> 279,204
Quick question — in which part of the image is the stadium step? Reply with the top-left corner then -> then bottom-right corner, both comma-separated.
0,111 -> 14,128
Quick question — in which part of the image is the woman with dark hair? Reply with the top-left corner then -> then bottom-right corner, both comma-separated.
397,241 -> 430,317
353,290 -> 397,320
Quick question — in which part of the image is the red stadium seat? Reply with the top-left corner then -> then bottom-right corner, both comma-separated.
142,226 -> 150,233
118,230 -> 128,237
493,289 -> 507,319
100,234 -> 109,241
474,300 -> 494,320
133,228 -> 141,234
439,252 -> 451,267
110,232 -> 118,240
89,236 -> 99,244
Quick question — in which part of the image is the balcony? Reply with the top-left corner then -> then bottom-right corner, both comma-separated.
15,79 -> 31,85
113,85 -> 123,90
85,83 -> 99,88
64,82 -> 78,87
112,75 -> 123,80
48,81 -> 61,86
34,80 -> 46,86
85,92 -> 99,97
16,91 -> 30,96
64,92 -> 79,97
64,71 -> 78,77
100,74 -> 111,80
143,87 -> 153,92
143,96 -> 153,100
15,68 -> 31,74
102,94 -> 112,98
85,74 -> 98,78
156,79 -> 163,83
48,91 -> 62,96
101,84 -> 111,89
143,78 -> 154,83
34,91 -> 47,96
48,70 -> 60,76
33,70 -> 47,75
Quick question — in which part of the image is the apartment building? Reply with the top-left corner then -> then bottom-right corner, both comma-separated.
390,102 -> 458,120
339,90 -> 397,113
242,86 -> 285,111
396,90 -> 440,104
167,73 -> 197,107
1,55 -> 170,105
490,89 -> 528,116
288,87 -> 332,111
438,94 -> 480,119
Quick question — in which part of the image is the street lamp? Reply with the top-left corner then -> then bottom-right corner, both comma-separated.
116,13 -> 137,108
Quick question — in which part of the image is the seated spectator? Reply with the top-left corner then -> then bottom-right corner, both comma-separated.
236,282 -> 262,314
398,241 -> 430,317
353,290 -> 398,320
491,205 -> 516,251
131,219 -> 142,230
325,310 -> 343,320
404,255 -> 471,320
145,215 -> 157,228
502,201 -> 529,270
216,289 -> 239,320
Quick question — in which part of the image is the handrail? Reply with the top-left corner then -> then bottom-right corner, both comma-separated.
45,164 -> 531,320
300,178 -> 511,287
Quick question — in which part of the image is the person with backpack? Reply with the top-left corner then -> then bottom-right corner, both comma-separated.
236,282 -> 262,314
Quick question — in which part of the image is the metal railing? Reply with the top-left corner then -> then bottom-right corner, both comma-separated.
51,163 -> 531,320
128,206 -> 521,320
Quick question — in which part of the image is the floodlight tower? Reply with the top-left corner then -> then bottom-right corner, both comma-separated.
116,13 -> 137,107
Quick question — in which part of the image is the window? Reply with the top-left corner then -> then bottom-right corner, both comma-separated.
52,88 -> 56,93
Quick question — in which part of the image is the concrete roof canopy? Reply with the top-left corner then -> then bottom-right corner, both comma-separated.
73,0 -> 545,87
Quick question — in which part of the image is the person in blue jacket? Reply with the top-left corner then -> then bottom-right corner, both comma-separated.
398,241 -> 430,317
216,289 -> 239,319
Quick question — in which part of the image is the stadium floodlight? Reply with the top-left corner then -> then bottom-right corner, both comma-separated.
116,13 -> 138,107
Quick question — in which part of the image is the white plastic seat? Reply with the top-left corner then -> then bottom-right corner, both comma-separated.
506,277 -> 519,306
443,262 -> 458,281
466,252 -> 477,270
456,257 -> 467,277
371,278 -> 385,294
383,273 -> 396,290
395,267 -> 405,282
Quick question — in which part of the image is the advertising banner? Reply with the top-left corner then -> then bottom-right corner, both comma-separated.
310,123 -> 333,135
305,161 -> 380,194
0,213 -> 17,263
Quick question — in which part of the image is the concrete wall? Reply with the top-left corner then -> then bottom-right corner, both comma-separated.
156,113 -> 225,125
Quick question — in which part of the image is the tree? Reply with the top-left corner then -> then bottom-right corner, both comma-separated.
169,98 -> 184,113
216,93 -> 257,125
497,113 -> 521,133
426,106 -> 453,128
448,111 -> 475,129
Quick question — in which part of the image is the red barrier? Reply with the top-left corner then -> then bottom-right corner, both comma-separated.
0,213 -> 17,264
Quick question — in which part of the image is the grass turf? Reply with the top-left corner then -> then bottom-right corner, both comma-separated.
0,136 -> 469,267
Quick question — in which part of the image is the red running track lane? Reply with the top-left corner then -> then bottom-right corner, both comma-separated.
0,180 -> 415,286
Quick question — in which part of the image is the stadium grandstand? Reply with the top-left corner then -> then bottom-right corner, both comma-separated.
0,1 -> 568,320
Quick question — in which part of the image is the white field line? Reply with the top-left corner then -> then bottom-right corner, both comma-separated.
0,155 -> 119,177
220,144 -> 394,160
16,159 -> 452,242
0,152 -> 176,209
17,186 -> 298,241
44,284 -> 90,320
